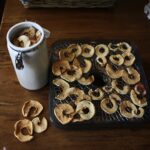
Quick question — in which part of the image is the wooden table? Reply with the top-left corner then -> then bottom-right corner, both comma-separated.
0,0 -> 150,149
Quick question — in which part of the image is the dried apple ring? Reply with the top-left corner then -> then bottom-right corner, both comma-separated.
122,52 -> 135,66
133,107 -> 144,118
112,80 -> 130,95
17,35 -> 31,48
108,43 -> 119,52
73,94 -> 92,105
119,42 -> 132,53
106,64 -> 123,79
109,93 -> 121,103
83,95 -> 92,101
100,98 -> 118,114
61,65 -> 82,82
53,78 -> 70,100
67,87 -> 85,104
53,78 -> 70,90
54,103 -> 74,125
76,100 -> 95,120
14,119 -> 33,142
78,75 -> 94,85
88,88 -> 104,100
52,60 -> 70,76
81,44 -> 95,58
36,30 -> 42,41
102,85 -> 113,93
134,83 -> 146,96
74,96 -> 92,105
59,48 -> 75,62
130,90 -> 147,107
95,44 -> 109,57
20,27 -> 36,39
67,44 -> 82,57
32,117 -> 48,133
119,100 -> 137,118
96,56 -> 107,67
109,54 -> 124,66
73,58 -> 92,73
22,100 -> 43,118
122,67 -> 140,85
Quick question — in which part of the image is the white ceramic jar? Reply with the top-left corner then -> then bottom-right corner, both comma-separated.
6,21 -> 50,90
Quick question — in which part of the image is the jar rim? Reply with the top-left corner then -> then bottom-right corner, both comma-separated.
6,21 -> 44,52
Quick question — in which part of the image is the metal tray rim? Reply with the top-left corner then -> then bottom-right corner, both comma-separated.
48,39 -> 150,129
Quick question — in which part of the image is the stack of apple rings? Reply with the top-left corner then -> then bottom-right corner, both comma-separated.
13,27 -> 41,48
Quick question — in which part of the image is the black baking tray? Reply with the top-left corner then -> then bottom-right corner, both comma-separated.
49,39 -> 150,129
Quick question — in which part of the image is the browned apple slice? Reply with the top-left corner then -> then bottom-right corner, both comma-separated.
14,119 -> 33,142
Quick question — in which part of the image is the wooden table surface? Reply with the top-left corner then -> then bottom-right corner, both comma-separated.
0,0 -> 150,149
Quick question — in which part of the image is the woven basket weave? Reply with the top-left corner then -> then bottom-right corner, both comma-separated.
20,0 -> 116,8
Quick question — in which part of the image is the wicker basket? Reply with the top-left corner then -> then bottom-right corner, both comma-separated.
20,0 -> 116,8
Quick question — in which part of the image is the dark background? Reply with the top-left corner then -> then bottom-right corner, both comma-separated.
0,0 -> 5,27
